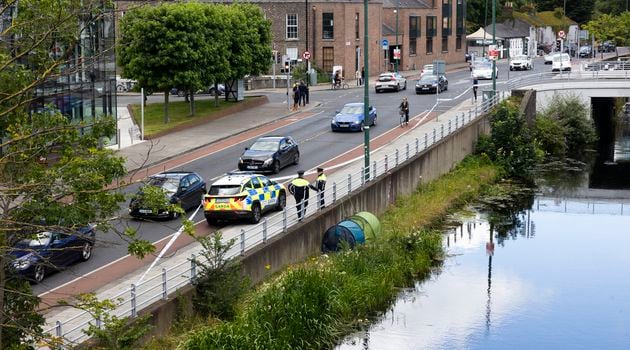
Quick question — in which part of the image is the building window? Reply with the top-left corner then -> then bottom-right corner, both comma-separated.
409,16 -> 420,38
323,13 -> 334,39
426,16 -> 436,37
286,14 -> 298,40
456,0 -> 464,36
427,37 -> 433,54
442,36 -> 448,52
355,13 -> 360,40
456,35 -> 462,50
286,47 -> 298,61
410,37 -> 417,55
322,46 -> 334,73
442,0 -> 451,37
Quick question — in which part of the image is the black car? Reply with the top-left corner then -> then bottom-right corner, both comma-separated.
415,74 -> 448,94
129,172 -> 206,219
11,225 -> 96,283
238,136 -> 299,174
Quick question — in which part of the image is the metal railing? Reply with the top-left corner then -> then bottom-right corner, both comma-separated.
505,69 -> 630,91
45,92 -> 508,346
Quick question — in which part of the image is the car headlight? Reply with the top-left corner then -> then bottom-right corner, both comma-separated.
13,258 -> 32,270
353,120 -> 361,124
239,157 -> 243,164
331,119 -> 336,124
263,158 -> 274,166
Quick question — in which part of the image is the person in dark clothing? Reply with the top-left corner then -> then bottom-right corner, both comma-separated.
309,167 -> 327,208
299,80 -> 307,106
472,78 -> 478,102
292,83 -> 300,111
288,170 -> 310,221
399,97 -> 410,125
361,66 -> 365,86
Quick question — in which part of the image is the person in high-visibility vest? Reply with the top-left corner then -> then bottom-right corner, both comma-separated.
288,170 -> 310,221
309,167 -> 327,208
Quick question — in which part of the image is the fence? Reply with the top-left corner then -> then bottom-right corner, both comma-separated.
45,91 -> 507,346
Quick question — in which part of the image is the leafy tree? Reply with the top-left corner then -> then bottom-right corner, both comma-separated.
585,12 -> 630,46
534,113 -> 567,160
542,95 -> 597,159
1,1 -> 157,347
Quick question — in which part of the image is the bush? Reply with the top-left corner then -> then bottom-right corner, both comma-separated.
534,113 -> 567,160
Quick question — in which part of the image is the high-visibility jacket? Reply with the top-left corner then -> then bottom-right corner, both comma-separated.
313,173 -> 326,192
288,177 -> 310,202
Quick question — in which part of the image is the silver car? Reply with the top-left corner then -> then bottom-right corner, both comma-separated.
375,72 -> 407,93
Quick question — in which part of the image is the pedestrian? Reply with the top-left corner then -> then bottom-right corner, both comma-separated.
361,66 -> 365,86
299,80 -> 307,106
309,167 -> 327,208
288,170 -> 310,221
355,69 -> 361,86
399,97 -> 410,125
472,78 -> 478,102
292,83 -> 300,111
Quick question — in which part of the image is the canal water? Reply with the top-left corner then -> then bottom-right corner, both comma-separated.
337,198 -> 630,350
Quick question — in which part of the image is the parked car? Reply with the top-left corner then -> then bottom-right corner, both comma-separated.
509,55 -> 533,71
415,74 -> 448,94
578,46 -> 592,58
129,172 -> 206,219
544,52 -> 556,65
551,53 -> 572,72
375,72 -> 407,93
471,61 -> 498,80
170,84 -> 225,97
238,136 -> 300,174
10,225 -> 96,283
331,102 -> 377,132
420,64 -> 434,77
465,53 -> 472,62
203,172 -> 286,224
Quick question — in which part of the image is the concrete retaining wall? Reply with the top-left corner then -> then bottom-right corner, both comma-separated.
135,113 -> 490,339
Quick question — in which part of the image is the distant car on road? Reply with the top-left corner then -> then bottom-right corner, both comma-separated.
238,136 -> 300,174
420,64 -> 434,78
375,72 -> 407,93
11,225 -> 96,283
415,74 -> 448,94
203,172 -> 286,224
331,102 -> 377,132
472,61 -> 498,80
509,55 -> 533,71
551,53 -> 571,72
544,52 -> 556,65
129,172 -> 206,220
578,46 -> 592,58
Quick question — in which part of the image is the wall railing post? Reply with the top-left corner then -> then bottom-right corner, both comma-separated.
469,109 -> 471,122
448,120 -> 452,133
372,160 -> 377,179
395,149 -> 399,167
263,218 -> 268,242
240,229 -> 245,255
131,284 -> 137,318
348,174 -> 352,193
332,182 -> 337,203
361,167 -> 365,186
190,254 -> 196,282
385,154 -> 389,171
433,128 -> 436,143
162,268 -> 167,300
441,124 -> 444,138
56,321 -> 62,337
424,133 -> 428,149
282,208 -> 287,231
415,137 -> 419,154
406,143 -> 409,160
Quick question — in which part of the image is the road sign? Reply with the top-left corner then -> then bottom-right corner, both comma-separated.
488,44 -> 499,60
558,30 -> 566,39
382,38 -> 389,49
302,51 -> 311,60
393,48 -> 401,60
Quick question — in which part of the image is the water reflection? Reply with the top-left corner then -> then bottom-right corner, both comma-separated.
337,200 -> 630,350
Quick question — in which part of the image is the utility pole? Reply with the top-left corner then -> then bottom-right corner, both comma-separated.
363,0 -> 370,181
491,0 -> 496,95
395,1 -> 399,72
305,0 -> 309,87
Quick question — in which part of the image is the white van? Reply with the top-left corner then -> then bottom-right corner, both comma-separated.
551,53 -> 571,72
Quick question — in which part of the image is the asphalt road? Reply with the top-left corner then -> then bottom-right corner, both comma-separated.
34,58 -> 552,294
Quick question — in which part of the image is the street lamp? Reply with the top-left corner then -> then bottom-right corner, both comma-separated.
363,0 -> 370,181
394,3 -> 399,72
491,0 -> 496,95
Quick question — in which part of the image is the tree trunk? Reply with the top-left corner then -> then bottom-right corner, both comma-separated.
0,252 -> 6,349
164,91 -> 170,124
214,83 -> 219,108
190,91 -> 196,116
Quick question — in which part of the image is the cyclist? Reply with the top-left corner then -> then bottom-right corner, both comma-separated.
334,70 -> 342,89
399,97 -> 410,125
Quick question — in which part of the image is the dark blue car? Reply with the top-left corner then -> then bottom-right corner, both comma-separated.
331,103 -> 377,132
11,225 -> 96,283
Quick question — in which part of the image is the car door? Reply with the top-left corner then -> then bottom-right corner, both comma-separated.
286,138 -> 298,163
49,232 -> 71,267
249,177 -> 265,209
278,138 -> 290,167
177,176 -> 192,210
259,176 -> 277,207
189,174 -> 206,207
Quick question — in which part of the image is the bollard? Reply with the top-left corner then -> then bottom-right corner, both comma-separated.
385,154 -> 389,171
56,321 -> 62,337
373,160 -> 377,179
263,218 -> 268,242
162,268 -> 167,300
348,174 -> 352,193
131,284 -> 137,318
240,229 -> 245,255
415,138 -> 419,154
395,149 -> 399,167
332,182 -> 337,203
406,143 -> 409,160
282,208 -> 287,231
190,253 -> 197,282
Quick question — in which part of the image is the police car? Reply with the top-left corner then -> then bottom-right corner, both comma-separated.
203,172 -> 286,225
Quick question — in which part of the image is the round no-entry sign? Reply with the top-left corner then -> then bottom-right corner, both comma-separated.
302,51 -> 311,60
558,30 -> 565,39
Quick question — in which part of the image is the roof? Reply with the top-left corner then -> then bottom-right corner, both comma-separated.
151,172 -> 195,179
466,27 -> 503,41
382,0 -> 432,9
344,102 -> 365,107
512,11 -> 576,29
211,172 -> 259,186
254,136 -> 284,142
483,19 -> 531,39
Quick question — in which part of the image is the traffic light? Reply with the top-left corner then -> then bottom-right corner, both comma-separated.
284,60 -> 290,72
555,39 -> 561,52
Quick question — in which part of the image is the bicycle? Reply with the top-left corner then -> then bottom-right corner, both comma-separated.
399,108 -> 408,127
332,80 -> 349,90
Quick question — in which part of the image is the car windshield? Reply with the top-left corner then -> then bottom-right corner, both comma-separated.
422,65 -> 433,71
419,75 -> 438,82
378,74 -> 393,82
148,177 -> 179,193
340,105 -> 363,114
208,185 -> 242,196
513,55 -> 527,61
474,63 -> 492,69
249,140 -> 280,151
553,55 -> 568,62
19,232 -> 52,247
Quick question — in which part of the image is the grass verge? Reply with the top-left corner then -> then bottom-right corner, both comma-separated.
128,97 -> 242,138
143,155 -> 501,349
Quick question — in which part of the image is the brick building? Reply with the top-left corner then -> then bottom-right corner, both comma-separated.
115,0 -> 465,79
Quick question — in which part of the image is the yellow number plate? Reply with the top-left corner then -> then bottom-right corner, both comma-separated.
214,203 -> 230,210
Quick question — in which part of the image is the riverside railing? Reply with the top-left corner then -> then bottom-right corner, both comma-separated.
45,92 -> 507,346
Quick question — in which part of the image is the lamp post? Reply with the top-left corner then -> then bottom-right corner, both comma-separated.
363,0 -> 370,181
394,3 -> 399,72
491,0 -> 496,95
305,0 -> 309,87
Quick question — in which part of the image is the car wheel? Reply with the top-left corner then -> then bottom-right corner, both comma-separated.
34,265 -> 45,283
404,82 -> 407,90
396,84 -> 400,92
250,203 -> 262,224
293,152 -> 300,165
360,122 -> 365,132
206,217 -> 218,226
372,115 -> 377,126
375,89 -> 380,93
275,191 -> 286,211
272,160 -> 281,174
169,208 -> 181,220
80,242 -> 93,261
